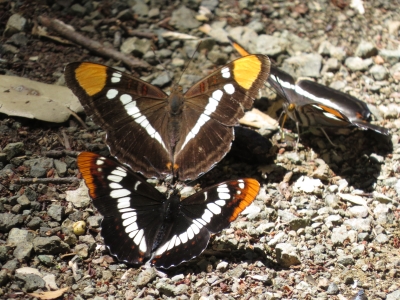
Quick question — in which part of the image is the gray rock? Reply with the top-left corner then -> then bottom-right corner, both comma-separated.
369,64 -> 388,81
0,213 -> 23,232
148,7 -> 160,18
256,35 -> 288,57
3,142 -> 24,160
24,187 -> 37,201
355,40 -> 378,58
375,233 -> 389,244
7,228 -> 34,245
0,269 -> 9,286
201,0 -> 219,11
331,226 -> 348,246
74,244 -> 89,258
207,49 -> 229,65
120,37 -> 152,56
228,265 -> 245,278
373,191 -> 392,204
387,289 -> 400,300
345,57 -> 373,71
275,243 -> 301,267
5,14 -> 27,36
379,49 -> 400,64
137,267 -> 157,286
23,157 -> 53,169
102,270 -> 113,282
87,216 -> 102,228
348,206 -> 368,218
0,245 -> 10,262
8,32 -> 28,46
70,4 -> 87,17
156,281 -> 175,296
282,53 -> 322,78
343,218 -> 371,231
132,0 -> 149,16
151,72 -> 171,87
248,20 -> 264,33
27,216 -> 42,230
47,205 -> 65,222
2,259 -> 19,272
284,31 -> 313,55
13,242 -> 33,260
289,218 -> 311,231
326,282 -> 339,295
278,210 -> 298,223
374,203 -> 389,224
216,261 -> 228,272
54,160 -> 67,177
16,195 -> 30,209
38,255 -> 54,267
174,284 -> 188,295
325,215 -> 343,227
33,236 -> 70,254
169,6 -> 201,31
337,255 -> 354,266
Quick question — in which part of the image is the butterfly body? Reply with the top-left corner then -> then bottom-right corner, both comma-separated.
77,152 -> 260,268
66,55 -> 271,180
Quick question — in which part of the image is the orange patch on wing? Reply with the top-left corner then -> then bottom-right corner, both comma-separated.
233,55 -> 262,90
229,179 -> 260,222
77,152 -> 100,198
75,63 -> 107,96
231,41 -> 250,57
319,105 -> 345,120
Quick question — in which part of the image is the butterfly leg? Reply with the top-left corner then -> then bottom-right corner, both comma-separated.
320,128 -> 338,148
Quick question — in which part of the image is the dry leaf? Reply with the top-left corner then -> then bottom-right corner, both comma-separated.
0,75 -> 83,123
28,287 -> 69,300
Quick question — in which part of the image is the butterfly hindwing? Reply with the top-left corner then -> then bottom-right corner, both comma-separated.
150,178 -> 260,268
77,152 -> 165,264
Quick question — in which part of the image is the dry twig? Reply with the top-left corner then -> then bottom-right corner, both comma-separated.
15,177 -> 80,184
44,150 -> 80,158
38,16 -> 150,70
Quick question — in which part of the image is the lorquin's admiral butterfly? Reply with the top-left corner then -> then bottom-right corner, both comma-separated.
65,55 -> 270,181
229,37 -> 389,136
77,152 -> 260,268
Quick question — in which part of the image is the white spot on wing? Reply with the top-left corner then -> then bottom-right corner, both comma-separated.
107,175 -> 123,183
218,192 -> 231,200
133,229 -> 146,253
96,159 -> 104,165
111,189 -> 131,199
125,221 -> 138,233
109,182 -> 122,189
187,226 -> 194,240
201,209 -> 213,223
224,83 -> 235,95
121,212 -> 136,219
238,181 -> 245,189
190,223 -> 200,234
179,232 -> 188,244
111,169 -> 127,177
217,186 -> 230,193
167,235 -> 177,251
106,89 -> 118,99
111,72 -> 122,83
207,202 -> 222,214
221,67 -> 231,78
120,94 -> 132,105
215,200 -> 226,206
122,216 -> 137,226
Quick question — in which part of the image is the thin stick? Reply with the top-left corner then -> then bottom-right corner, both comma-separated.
38,16 -> 150,70
15,177 -> 80,184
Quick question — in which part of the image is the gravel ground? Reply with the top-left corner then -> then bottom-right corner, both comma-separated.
1,0 -> 400,299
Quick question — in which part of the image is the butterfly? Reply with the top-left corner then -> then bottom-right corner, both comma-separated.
77,152 -> 260,268
65,55 -> 270,181
228,37 -> 389,136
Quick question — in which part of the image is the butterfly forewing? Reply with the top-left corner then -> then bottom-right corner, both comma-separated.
66,63 -> 174,179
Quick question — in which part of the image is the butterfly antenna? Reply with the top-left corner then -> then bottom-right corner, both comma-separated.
151,45 -> 174,85
176,40 -> 203,87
